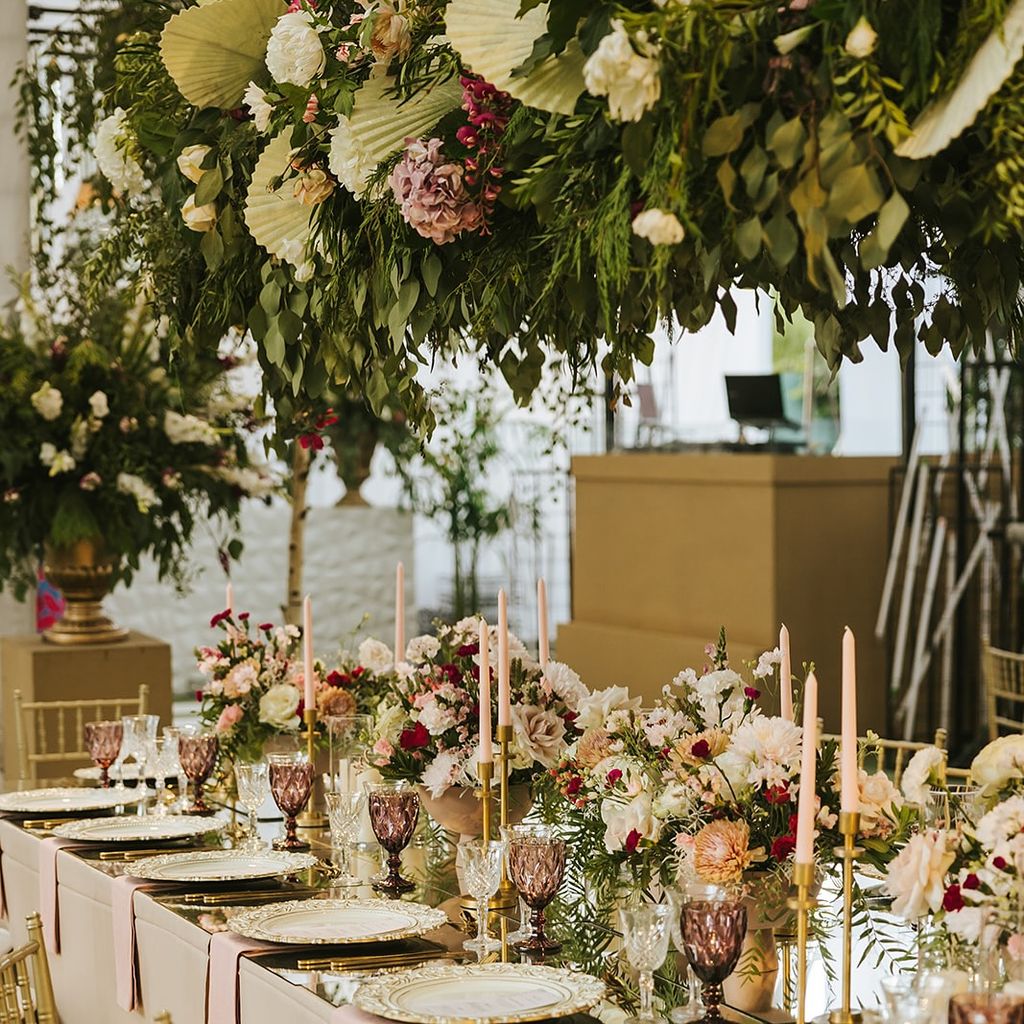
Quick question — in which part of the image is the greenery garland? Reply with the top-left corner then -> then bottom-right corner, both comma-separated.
20,0 -> 1024,427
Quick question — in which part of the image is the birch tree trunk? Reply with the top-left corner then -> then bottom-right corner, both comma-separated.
283,442 -> 311,626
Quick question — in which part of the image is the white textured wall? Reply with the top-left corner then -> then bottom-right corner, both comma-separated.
106,503 -> 415,697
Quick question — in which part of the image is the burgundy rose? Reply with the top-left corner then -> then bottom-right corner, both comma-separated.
942,884 -> 965,913
400,722 -> 430,750
691,739 -> 711,760
625,829 -> 642,855
771,834 -> 796,861
963,873 -> 981,890
606,768 -> 623,786
326,670 -> 348,687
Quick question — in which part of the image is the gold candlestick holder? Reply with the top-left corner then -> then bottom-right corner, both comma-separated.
494,723 -> 518,910
829,811 -> 863,1024
787,860 -> 818,1024
459,760 -> 496,917
297,706 -> 327,828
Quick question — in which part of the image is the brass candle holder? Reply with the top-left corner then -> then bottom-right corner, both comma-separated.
296,706 -> 327,828
787,860 -> 818,1024
494,723 -> 518,910
829,811 -> 863,1024
459,759 -> 495,916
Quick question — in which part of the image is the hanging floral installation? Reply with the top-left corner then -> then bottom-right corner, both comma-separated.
29,0 -> 1024,423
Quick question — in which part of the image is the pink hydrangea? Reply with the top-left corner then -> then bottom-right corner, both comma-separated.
388,137 -> 482,245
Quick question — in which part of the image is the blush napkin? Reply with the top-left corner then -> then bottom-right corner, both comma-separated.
38,836 -> 80,953
112,876 -> 177,1012
206,931 -> 282,1024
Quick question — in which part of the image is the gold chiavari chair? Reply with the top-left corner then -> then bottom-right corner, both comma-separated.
13,683 -> 149,786
985,646 -> 1024,740
0,913 -> 57,1023
819,726 -> 955,786
152,1014 -> 172,1023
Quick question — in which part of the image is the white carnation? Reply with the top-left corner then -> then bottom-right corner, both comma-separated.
718,715 -> 803,792
583,20 -> 662,123
405,634 -> 440,664
266,11 -> 326,87
95,108 -> 146,195
575,685 -> 642,731
543,661 -> 589,709
357,637 -> 394,674
417,699 -> 456,736
328,116 -> 376,197
116,472 -> 159,513
31,382 -> 63,421
164,410 -> 219,446
632,208 -> 684,246
421,750 -> 463,798
243,82 -> 273,133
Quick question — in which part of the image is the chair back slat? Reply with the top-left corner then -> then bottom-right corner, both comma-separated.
819,728 -> 960,785
14,684 -> 151,785
0,914 -> 57,1022
985,647 -> 1024,740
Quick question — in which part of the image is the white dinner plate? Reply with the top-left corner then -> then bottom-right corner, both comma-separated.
51,815 -> 221,844
354,963 -> 606,1023
229,898 -> 448,945
0,787 -> 147,815
126,849 -> 318,883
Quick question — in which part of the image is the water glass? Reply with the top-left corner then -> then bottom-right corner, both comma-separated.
325,790 -> 367,886
666,884 -> 727,1023
367,780 -> 419,895
457,840 -> 505,956
926,786 -> 985,829
679,899 -> 748,1024
621,904 -> 673,1024
84,720 -> 122,788
178,726 -> 219,814
235,761 -> 269,851
506,823 -> 566,955
949,993 -> 1024,1024
145,737 -> 175,816
324,715 -> 373,792
268,753 -> 314,851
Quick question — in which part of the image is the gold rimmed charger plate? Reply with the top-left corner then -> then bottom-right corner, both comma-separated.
354,962 -> 606,1024
0,787 -> 146,816
126,849 -> 318,884
229,898 -> 448,946
51,815 -> 221,844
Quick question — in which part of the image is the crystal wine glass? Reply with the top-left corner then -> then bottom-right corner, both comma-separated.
324,714 -> 373,793
457,840 -> 506,956
621,904 -> 673,1024
268,753 -> 314,851
326,790 -> 367,887
679,899 -> 748,1024
145,737 -> 174,816
177,726 -> 219,814
949,993 -> 1024,1024
234,761 -> 269,852
500,824 -> 533,945
506,823 -> 566,955
84,720 -> 122,788
367,780 -> 419,895
160,726 -> 187,812
666,883 -> 728,1023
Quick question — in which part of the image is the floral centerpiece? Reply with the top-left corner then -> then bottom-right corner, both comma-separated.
370,616 -> 589,818
0,254 -> 275,641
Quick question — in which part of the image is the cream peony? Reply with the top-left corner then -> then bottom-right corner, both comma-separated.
367,0 -> 412,62
258,683 -> 302,730
88,390 -> 109,419
165,410 -> 219,445
601,792 -> 659,853
576,685 -> 642,731
266,11 -> 326,87
511,704 -> 566,768
243,82 -> 273,133
583,20 -> 662,123
177,144 -> 212,184
718,716 -> 803,791
844,16 -> 878,59
972,735 -> 1024,794
116,472 -> 158,513
632,208 -> 685,246
543,661 -> 589,709
328,116 -> 377,197
357,637 -> 393,674
95,108 -> 146,195
857,769 -> 903,837
181,194 -> 217,233
884,830 -> 955,919
31,382 -> 63,421
900,745 -> 946,805
405,634 -> 440,664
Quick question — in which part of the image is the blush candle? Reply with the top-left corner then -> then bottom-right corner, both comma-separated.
394,562 -> 405,667
780,623 -> 793,722
478,620 -> 493,763
226,581 -> 234,615
303,595 -> 315,712
841,627 -> 859,814
537,577 -> 550,669
497,589 -> 510,728
795,671 -> 818,865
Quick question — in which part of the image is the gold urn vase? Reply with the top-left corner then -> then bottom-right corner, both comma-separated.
42,539 -> 128,645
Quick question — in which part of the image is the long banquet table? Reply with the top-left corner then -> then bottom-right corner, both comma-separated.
0,793 -> 911,1024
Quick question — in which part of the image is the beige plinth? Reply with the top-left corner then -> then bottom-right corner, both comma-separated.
557,453 -> 896,733
0,631 -> 172,783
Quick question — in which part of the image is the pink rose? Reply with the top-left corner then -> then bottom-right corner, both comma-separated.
373,737 -> 394,762
215,704 -> 244,732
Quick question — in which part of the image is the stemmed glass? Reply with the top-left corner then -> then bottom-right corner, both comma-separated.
325,790 -> 367,887
457,840 -> 506,956
679,899 -> 748,1024
505,823 -> 566,955
145,737 -> 175,816
161,727 -> 187,811
84,720 -> 122,788
367,780 -> 419,895
621,904 -> 673,1024
500,824 -> 534,946
666,883 -> 727,1022
324,715 -> 373,793
268,753 -> 314,851
177,726 -> 219,814
949,994 -> 1024,1024
121,714 -> 159,785
235,761 -> 269,852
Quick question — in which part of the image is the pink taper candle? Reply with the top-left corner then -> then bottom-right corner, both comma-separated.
394,562 -> 405,667
537,578 -> 550,668
478,620 -> 493,763
497,589 -> 510,727
779,624 -> 793,721
841,627 -> 859,814
303,595 -> 315,711
795,671 -> 818,865
225,582 -> 234,615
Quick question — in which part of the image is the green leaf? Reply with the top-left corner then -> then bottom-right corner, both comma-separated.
717,160 -> 737,208
260,280 -> 282,316
826,164 -> 885,224
860,192 -> 909,271
194,165 -> 224,206
396,279 -> 420,322
702,114 -> 745,157
736,217 -> 762,260
768,116 -> 806,170
622,121 -> 655,179
764,213 -> 798,268
263,321 -> 285,366
421,253 -> 442,298
200,227 -> 224,270
740,145 -> 768,197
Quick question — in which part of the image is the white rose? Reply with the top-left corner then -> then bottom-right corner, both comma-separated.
94,107 -> 146,195
39,442 -> 57,467
47,449 -> 76,477
116,472 -> 159,513
165,409 -> 218,445
632,208 -> 685,246
374,700 -> 406,743
511,704 -> 566,768
652,780 -> 696,821
601,792 -> 660,853
265,10 -> 326,88
575,685 -> 642,731
972,735 -> 1024,795
901,746 -> 946,805
177,144 -> 212,184
844,16 -> 877,59
258,683 -> 302,730
357,638 -> 394,674
181,194 -> 217,233
884,830 -> 955,920
88,390 -> 109,419
328,115 -> 376,197
31,382 -> 63,421
405,634 -> 440,664
583,20 -> 661,123
243,82 -> 273,133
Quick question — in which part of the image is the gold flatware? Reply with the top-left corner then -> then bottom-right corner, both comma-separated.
98,847 -> 197,861
173,887 -> 323,905
296,949 -> 467,972
22,819 -> 65,830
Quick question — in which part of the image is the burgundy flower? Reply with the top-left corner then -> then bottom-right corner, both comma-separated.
195,689 -> 203,702
351,666 -> 366,678
744,687 -> 760,700
456,125 -> 479,148
765,784 -> 791,804
299,432 -> 325,451
942,884 -> 965,913
771,834 -> 796,861
400,722 -> 430,750
457,642 -> 479,657
258,622 -> 274,631
625,829 -> 642,855
210,609 -> 231,628
238,611 -> 250,621
691,739 -> 711,760
326,670 -> 348,687
963,873 -> 981,890
566,776 -> 583,796
995,856 -> 1009,870
606,768 -> 623,785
